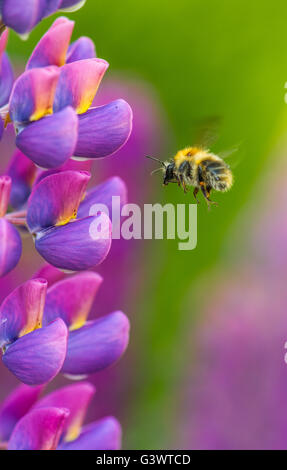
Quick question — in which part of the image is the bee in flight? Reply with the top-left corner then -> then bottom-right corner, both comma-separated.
146,146 -> 233,209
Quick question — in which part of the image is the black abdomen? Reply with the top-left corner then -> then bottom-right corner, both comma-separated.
199,158 -> 232,191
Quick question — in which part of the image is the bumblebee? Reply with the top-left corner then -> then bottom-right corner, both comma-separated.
146,146 -> 233,208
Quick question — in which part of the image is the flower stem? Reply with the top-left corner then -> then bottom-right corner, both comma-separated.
5,216 -> 27,226
7,210 -> 27,218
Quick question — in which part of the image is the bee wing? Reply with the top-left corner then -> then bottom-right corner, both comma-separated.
192,115 -> 222,148
218,142 -> 244,169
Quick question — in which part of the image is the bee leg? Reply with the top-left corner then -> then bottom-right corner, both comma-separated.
179,176 -> 188,193
200,184 -> 218,209
178,161 -> 191,194
193,187 -> 200,204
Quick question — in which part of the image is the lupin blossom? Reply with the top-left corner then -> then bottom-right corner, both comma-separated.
0,278 -> 68,385
43,271 -> 130,377
26,170 -> 113,271
0,175 -> 22,276
6,17 -> 133,169
0,0 -> 85,35
0,382 -> 121,450
0,0 -> 133,450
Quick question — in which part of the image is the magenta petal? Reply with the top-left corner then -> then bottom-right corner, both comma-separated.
0,218 -> 22,278
58,417 -> 122,450
0,174 -> 11,217
32,263 -> 65,287
0,278 -> 47,349
78,177 -> 127,225
53,58 -> 109,115
8,407 -> 69,450
6,150 -> 37,209
35,382 -> 95,441
74,99 -> 133,159
61,311 -> 130,376
16,107 -> 78,169
0,384 -> 44,442
2,318 -> 68,385
44,272 -> 103,329
9,67 -> 60,124
27,170 -> 90,233
26,17 -> 74,69
0,28 -> 8,65
35,214 -> 112,271
66,37 -> 96,63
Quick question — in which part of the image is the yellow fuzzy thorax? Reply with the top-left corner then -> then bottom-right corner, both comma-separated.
173,146 -> 216,168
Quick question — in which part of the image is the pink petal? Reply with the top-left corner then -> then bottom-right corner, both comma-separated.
53,58 -> 109,114
44,271 -> 103,330
26,17 -> 74,70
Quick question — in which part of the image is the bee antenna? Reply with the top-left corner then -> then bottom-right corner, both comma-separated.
145,155 -> 167,168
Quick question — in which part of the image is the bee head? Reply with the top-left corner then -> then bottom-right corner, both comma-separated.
163,162 -> 176,185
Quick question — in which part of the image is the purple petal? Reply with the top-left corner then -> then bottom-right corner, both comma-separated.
6,150 -> 37,209
74,99 -> 133,159
0,384 -> 44,442
66,37 -> 96,63
1,0 -> 43,34
60,0 -> 85,9
9,67 -> 60,124
35,382 -> 95,442
0,30 -> 13,107
2,318 -> 68,385
0,218 -> 22,277
0,278 -> 47,349
0,53 -> 14,108
44,272 -> 103,329
2,0 -> 61,34
35,214 -> 112,271
53,58 -> 108,115
78,177 -> 127,227
8,407 -> 69,450
58,417 -> 121,450
27,170 -> 90,233
26,17 -> 74,70
43,0 -> 63,16
32,263 -> 65,287
61,311 -> 130,376
16,106 -> 79,169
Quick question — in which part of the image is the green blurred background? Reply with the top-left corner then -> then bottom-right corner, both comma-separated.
6,0 -> 287,448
